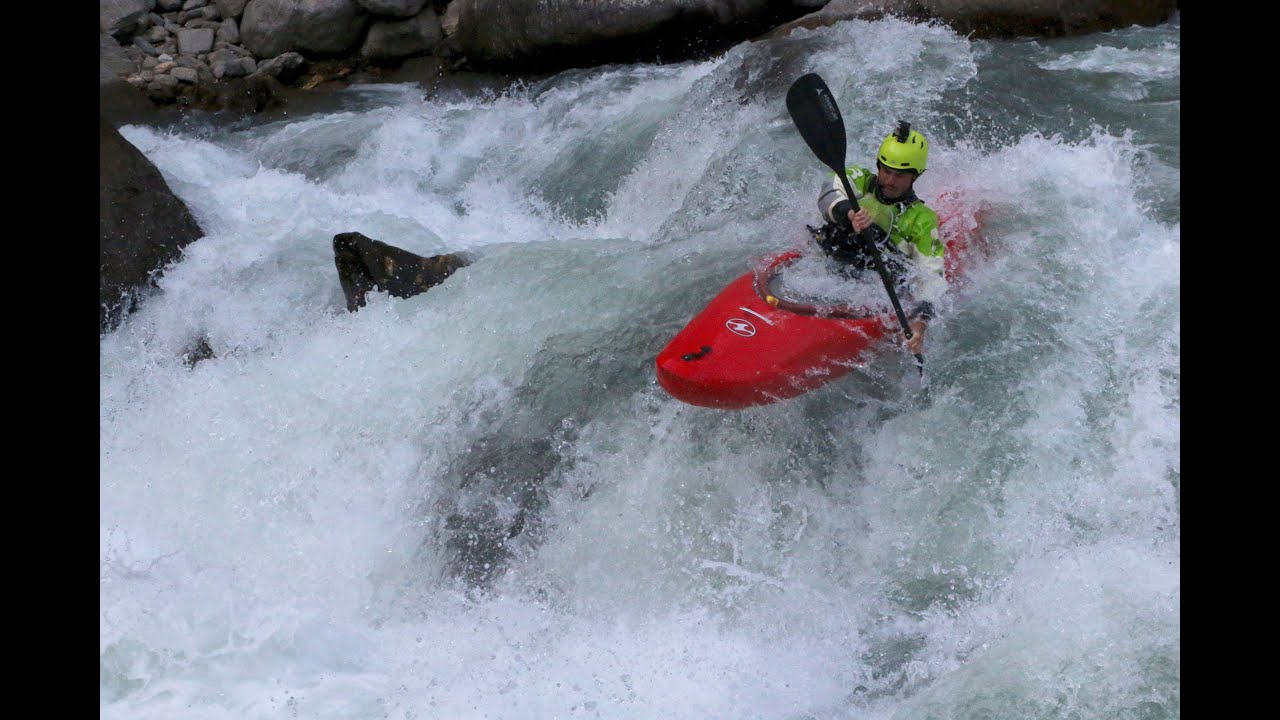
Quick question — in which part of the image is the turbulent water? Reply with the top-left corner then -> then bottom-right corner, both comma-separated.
101,14 -> 1180,720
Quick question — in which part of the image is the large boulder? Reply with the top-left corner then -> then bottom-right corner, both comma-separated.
213,0 -> 252,18
100,116 -> 205,334
240,0 -> 372,58
100,0 -> 151,38
449,0 -> 1176,70
360,10 -> 443,63
767,0 -> 1179,39
355,0 -> 428,17
451,0 -> 806,69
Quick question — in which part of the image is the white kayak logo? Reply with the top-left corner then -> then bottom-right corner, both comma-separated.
725,318 -> 756,337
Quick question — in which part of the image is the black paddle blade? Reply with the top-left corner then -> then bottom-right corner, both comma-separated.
786,73 -> 847,174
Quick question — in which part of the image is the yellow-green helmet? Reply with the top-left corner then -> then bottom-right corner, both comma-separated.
877,121 -> 928,175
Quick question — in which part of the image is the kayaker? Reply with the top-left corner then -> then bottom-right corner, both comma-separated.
813,121 -> 944,357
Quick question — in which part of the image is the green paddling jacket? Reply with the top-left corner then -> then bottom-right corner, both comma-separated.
816,165 -> 947,311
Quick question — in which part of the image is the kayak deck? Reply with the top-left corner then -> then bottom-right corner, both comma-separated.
655,252 -> 889,409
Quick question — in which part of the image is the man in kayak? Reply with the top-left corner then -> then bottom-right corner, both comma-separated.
813,121 -> 944,357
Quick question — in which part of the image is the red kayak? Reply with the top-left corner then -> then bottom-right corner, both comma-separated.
655,192 -> 985,409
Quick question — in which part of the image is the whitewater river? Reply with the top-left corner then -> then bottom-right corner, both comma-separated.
101,14 -> 1179,719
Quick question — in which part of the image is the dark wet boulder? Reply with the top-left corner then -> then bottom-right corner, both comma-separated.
100,116 -> 205,334
333,231 -> 471,311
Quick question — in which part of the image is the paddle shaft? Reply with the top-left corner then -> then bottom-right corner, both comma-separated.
832,172 -> 914,338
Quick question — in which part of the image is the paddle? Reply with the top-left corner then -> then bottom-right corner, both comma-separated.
785,73 -> 925,375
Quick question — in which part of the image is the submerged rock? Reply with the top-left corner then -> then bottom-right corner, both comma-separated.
332,231 -> 471,312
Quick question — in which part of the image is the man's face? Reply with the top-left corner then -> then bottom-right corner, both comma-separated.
876,163 -> 917,200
